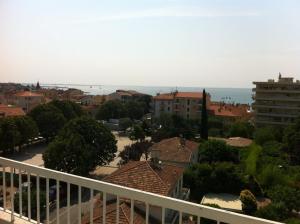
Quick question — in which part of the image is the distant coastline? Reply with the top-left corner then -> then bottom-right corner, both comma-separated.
39,83 -> 253,105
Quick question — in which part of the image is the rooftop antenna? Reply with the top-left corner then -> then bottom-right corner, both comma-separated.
279,72 -> 282,79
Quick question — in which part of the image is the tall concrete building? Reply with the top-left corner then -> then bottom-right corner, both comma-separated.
252,74 -> 300,126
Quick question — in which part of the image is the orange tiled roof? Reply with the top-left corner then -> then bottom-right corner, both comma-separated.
153,92 -> 204,100
103,161 -> 184,196
150,137 -> 199,163
209,103 -> 250,118
14,91 -> 43,97
0,104 -> 25,117
82,199 -> 151,224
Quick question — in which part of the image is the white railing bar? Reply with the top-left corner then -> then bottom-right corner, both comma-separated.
179,211 -> 182,224
27,172 -> 31,221
3,167 -> 6,211
145,203 -> 149,224
36,175 -> 40,224
10,167 -> 14,222
162,207 -> 165,224
130,199 -> 134,224
103,192 -> 106,224
78,185 -> 81,224
116,195 -> 120,224
197,216 -> 200,224
67,182 -> 70,224
56,179 -> 60,224
46,178 -> 49,224
0,157 -> 283,224
18,170 -> 22,217
90,188 -> 94,224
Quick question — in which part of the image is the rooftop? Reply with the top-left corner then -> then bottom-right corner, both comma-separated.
0,104 -> 25,117
209,103 -> 251,118
153,91 -> 205,100
201,193 -> 242,213
209,137 -> 253,148
103,161 -> 184,196
14,91 -> 43,97
150,137 -> 199,163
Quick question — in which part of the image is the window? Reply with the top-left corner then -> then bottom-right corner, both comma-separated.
187,99 -> 190,105
187,107 -> 190,112
187,114 -> 190,119
168,107 -> 170,111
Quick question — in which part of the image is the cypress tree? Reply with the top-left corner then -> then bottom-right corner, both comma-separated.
201,89 -> 208,140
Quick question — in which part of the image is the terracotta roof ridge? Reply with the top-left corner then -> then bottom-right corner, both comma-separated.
103,161 -> 143,180
145,162 -> 169,193
120,203 -> 130,223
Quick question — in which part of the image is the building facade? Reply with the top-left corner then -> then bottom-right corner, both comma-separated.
153,91 -> 210,120
253,74 -> 300,126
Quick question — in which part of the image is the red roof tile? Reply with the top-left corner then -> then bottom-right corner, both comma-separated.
0,104 -> 25,117
82,199 -> 151,224
150,137 -> 199,163
153,92 -> 205,100
103,161 -> 184,196
14,91 -> 43,97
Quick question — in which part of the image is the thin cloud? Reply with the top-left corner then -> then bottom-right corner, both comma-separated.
67,7 -> 260,24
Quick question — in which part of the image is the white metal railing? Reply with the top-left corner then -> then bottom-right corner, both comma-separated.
0,157 -> 282,224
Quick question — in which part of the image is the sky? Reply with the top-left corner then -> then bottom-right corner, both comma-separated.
0,0 -> 300,88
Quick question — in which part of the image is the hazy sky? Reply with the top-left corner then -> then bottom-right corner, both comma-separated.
0,0 -> 300,88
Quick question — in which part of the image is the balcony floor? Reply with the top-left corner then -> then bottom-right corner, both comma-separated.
0,211 -> 32,224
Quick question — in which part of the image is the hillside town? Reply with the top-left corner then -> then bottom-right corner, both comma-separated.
1,75 -> 300,224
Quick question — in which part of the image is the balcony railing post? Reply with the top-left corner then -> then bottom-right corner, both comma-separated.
56,179 -> 60,224
130,199 -> 134,224
102,192 -> 106,224
116,195 -> 120,224
27,172 -> 31,221
10,167 -> 14,222
36,175 -> 40,224
67,182 -> 70,224
90,188 -> 94,224
18,170 -> 22,217
78,185 -> 81,224
3,167 -> 6,211
46,177 -> 49,224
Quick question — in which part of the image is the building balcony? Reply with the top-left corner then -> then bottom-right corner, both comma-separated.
255,96 -> 300,102
252,104 -> 300,110
0,157 -> 281,224
253,89 -> 300,94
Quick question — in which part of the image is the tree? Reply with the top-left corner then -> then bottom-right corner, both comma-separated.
29,104 -> 66,140
14,116 -> 38,148
240,189 -> 257,215
229,122 -> 254,138
255,202 -> 289,221
43,116 -> 117,176
0,118 -> 21,154
283,119 -> 300,164
268,185 -> 300,212
184,162 -> 244,200
254,127 -> 276,145
201,89 -> 208,140
96,100 -> 126,120
49,100 -> 84,120
124,101 -> 145,120
198,139 -> 239,163
119,117 -> 132,131
119,141 -> 153,164
129,125 -> 145,142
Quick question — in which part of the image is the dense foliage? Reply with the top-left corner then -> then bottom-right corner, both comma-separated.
29,101 -> 84,140
119,141 -> 153,164
0,116 -> 38,154
201,89 -> 208,140
198,139 -> 239,163
43,116 -> 117,176
96,99 -> 150,121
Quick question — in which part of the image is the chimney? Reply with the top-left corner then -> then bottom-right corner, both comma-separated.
150,157 -> 162,170
179,137 -> 186,149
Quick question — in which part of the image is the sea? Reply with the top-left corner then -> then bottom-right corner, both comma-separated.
41,84 -> 253,105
